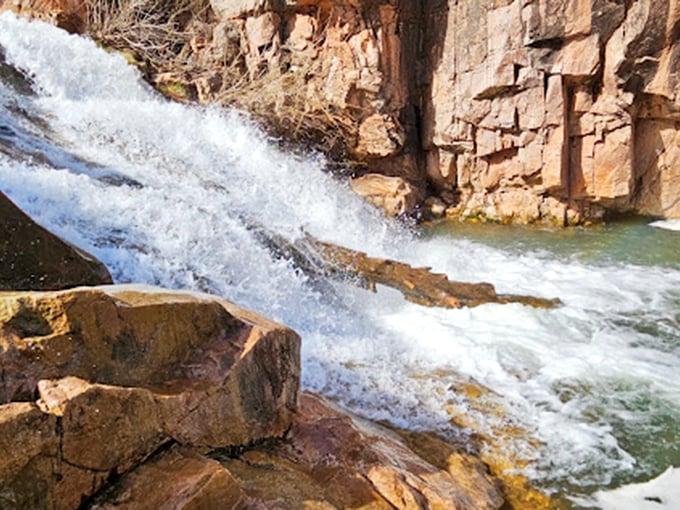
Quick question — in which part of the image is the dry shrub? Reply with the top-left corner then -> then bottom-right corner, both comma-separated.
83,0 -> 358,158
84,0 -> 209,69
217,48 -> 358,155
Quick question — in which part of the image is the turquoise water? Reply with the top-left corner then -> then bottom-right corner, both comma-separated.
425,219 -> 680,269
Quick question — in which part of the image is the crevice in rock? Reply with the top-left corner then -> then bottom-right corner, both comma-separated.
76,439 -> 176,510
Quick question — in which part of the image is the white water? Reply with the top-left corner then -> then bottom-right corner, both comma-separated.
1,13 -> 680,504
651,219 -> 680,232
575,467 -> 680,509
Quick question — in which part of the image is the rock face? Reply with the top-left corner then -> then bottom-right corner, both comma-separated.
3,1 -> 679,222
0,191 -> 112,291
0,286 -> 300,508
0,287 -> 514,509
421,0 -> 680,224
90,393 -> 506,510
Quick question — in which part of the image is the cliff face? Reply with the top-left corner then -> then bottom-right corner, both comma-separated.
422,0 -> 680,224
4,0 -> 678,224
199,0 -> 680,224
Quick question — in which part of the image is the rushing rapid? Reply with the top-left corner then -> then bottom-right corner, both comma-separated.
1,13 -> 679,507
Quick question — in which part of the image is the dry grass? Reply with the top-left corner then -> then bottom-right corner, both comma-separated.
84,0 -> 208,69
216,49 -> 357,154
82,0 -> 358,157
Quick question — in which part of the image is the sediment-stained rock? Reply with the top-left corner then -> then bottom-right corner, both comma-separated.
0,191 -> 112,291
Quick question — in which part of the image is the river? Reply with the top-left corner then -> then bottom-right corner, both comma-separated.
1,12 -> 679,508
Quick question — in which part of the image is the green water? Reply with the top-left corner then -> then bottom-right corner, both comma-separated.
424,218 -> 680,269
422,218 -> 680,505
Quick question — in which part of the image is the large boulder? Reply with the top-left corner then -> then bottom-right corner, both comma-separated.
0,286 -> 300,508
0,191 -> 112,291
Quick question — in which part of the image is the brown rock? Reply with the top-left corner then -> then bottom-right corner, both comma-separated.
0,191 -> 112,291
0,0 -> 86,33
218,393 -> 506,510
355,113 -> 406,159
350,173 -> 418,217
423,0 -> 680,223
0,286 -> 301,508
89,446 -> 248,510
0,402 -> 57,487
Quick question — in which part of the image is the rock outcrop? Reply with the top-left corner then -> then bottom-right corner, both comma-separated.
0,286 -> 300,508
91,393 -> 506,509
421,0 -> 680,224
0,191 -> 112,291
0,287 -> 516,509
7,0 -> 678,224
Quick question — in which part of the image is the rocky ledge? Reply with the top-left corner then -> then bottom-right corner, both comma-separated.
0,286 -> 515,509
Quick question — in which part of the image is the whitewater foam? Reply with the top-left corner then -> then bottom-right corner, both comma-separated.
1,12 -> 680,505
650,219 -> 680,231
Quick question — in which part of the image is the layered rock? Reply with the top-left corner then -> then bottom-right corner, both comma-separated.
0,191 -> 112,291
0,286 -> 300,508
422,0 -> 680,224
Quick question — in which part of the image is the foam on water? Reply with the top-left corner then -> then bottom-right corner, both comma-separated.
1,13 -> 680,504
573,467 -> 680,509
651,219 -> 680,232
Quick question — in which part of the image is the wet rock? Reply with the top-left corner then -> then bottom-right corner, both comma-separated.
95,393 -> 505,509
0,191 -> 112,291
298,235 -> 561,309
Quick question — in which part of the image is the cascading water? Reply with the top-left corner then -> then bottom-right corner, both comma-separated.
1,12 -> 679,508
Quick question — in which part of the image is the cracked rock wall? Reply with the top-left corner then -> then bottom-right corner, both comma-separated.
423,0 -> 680,224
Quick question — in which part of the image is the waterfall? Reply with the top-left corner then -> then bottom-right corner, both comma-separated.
1,12 -> 680,506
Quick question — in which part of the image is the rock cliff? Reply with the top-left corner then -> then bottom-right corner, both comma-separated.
422,0 -> 680,224
6,0 -> 677,223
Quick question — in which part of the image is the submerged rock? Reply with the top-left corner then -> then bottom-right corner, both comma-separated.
0,191 -> 112,291
247,222 -> 561,309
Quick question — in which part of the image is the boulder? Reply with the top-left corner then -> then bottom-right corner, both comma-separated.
0,191 -> 112,291
0,286 -> 301,507
350,173 -> 418,217
88,393 -> 506,510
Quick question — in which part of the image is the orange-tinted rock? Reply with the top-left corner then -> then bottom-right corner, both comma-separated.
0,286 -> 301,508
350,173 -> 418,217
218,393 -> 506,509
89,446 -> 248,510
423,0 -> 680,223
0,191 -> 112,291
0,0 -> 86,33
